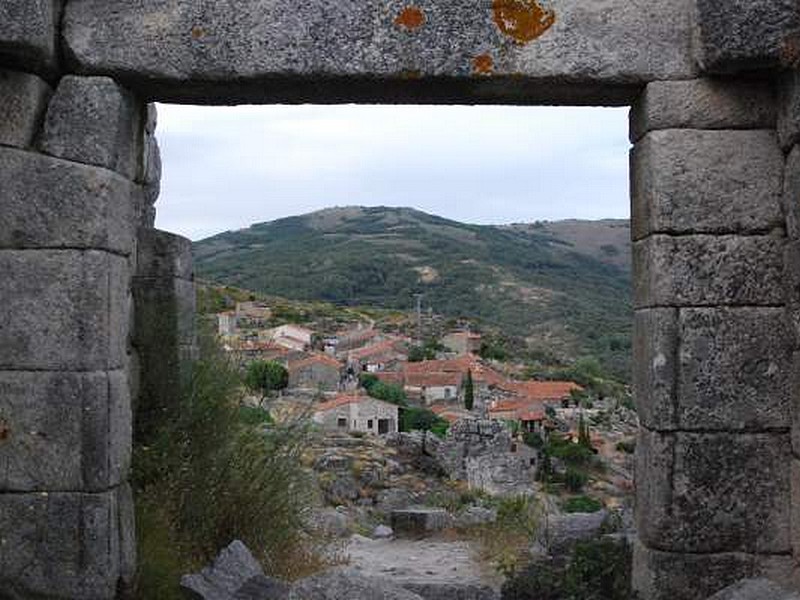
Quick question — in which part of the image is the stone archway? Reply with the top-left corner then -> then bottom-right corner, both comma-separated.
1,2 -> 799,598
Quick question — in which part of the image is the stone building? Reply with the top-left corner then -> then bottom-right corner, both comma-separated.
313,394 -> 399,435
288,354 -> 343,392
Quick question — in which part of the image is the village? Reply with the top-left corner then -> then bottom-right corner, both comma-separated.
217,299 -> 588,440
213,297 -> 638,587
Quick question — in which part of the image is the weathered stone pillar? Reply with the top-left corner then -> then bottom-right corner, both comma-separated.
132,228 -> 197,441
0,70 -> 144,597
779,68 -> 800,600
630,78 -> 794,599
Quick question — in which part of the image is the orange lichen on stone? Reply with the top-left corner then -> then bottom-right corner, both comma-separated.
190,25 -> 205,40
473,54 -> 494,74
492,0 -> 556,44
395,6 -> 426,30
781,34 -> 800,68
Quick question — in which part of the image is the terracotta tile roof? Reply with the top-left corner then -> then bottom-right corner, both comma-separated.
315,393 -> 397,412
374,371 -> 404,385
489,398 -> 547,422
235,341 -> 290,353
290,354 -> 342,371
498,380 -> 583,401
405,372 -> 463,388
315,394 -> 363,412
403,356 -> 504,385
430,404 -> 470,424
518,410 -> 546,422
348,339 -> 405,361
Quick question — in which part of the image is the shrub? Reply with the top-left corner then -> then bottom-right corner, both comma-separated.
562,495 -> 603,514
501,538 -> 638,600
501,561 -> 566,600
546,434 -> 594,466
565,538 -> 637,600
564,467 -> 588,493
401,407 -> 449,437
133,330 -> 325,597
523,431 -> 544,450
244,359 -> 289,405
368,381 -> 407,406
474,495 -> 541,577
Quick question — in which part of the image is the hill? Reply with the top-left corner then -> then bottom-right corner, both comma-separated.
193,207 -> 632,379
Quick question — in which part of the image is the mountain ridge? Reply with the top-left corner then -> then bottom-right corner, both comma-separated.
193,206 -> 632,379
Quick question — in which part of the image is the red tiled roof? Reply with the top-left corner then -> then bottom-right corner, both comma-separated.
498,380 -> 583,401
518,410 -> 545,422
374,371 -> 404,385
405,372 -> 462,388
403,356 -> 504,386
315,393 -> 397,412
235,341 -> 290,353
315,394 -> 363,412
348,340 -> 405,361
290,354 -> 342,371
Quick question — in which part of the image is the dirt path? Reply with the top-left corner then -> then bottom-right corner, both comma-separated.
344,534 -> 502,589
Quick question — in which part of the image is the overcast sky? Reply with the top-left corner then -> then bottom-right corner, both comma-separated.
155,104 -> 631,241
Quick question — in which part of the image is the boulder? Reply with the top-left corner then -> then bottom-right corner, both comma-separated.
181,540 -> 278,600
289,570 -> 424,600
309,508 -> 351,538
372,525 -> 394,539
234,575 -> 291,600
543,510 -> 608,557
375,488 -> 417,511
403,582 -> 500,600
455,506 -> 498,528
706,578 -> 800,600
320,472 -> 360,505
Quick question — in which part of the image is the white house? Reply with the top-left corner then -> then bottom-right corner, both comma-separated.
267,324 -> 314,351
313,394 -> 399,435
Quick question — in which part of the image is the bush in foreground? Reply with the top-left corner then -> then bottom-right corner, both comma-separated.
502,538 -> 638,600
133,331 -> 323,598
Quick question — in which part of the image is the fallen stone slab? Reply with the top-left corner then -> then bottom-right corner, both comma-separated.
289,570 -> 423,600
706,578 -> 800,600
403,582 -> 500,600
234,575 -> 291,600
182,540 -> 287,600
391,507 -> 451,537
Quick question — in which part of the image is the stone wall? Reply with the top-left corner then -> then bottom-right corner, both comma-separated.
1,1 -> 799,598
0,70 -> 145,597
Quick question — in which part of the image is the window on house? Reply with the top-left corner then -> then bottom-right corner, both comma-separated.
337,418 -> 346,428
368,419 -> 374,429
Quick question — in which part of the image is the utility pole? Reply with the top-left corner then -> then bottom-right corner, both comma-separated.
413,293 -> 424,345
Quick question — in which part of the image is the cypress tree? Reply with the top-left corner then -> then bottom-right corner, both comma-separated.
464,369 -> 475,411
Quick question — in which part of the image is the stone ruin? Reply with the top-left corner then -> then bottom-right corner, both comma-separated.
2,1 -> 800,598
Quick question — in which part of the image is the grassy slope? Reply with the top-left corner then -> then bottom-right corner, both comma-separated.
193,207 -> 632,379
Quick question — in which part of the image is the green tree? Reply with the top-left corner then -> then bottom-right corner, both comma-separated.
368,381 -> 407,406
464,369 -> 475,411
244,360 -> 288,406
